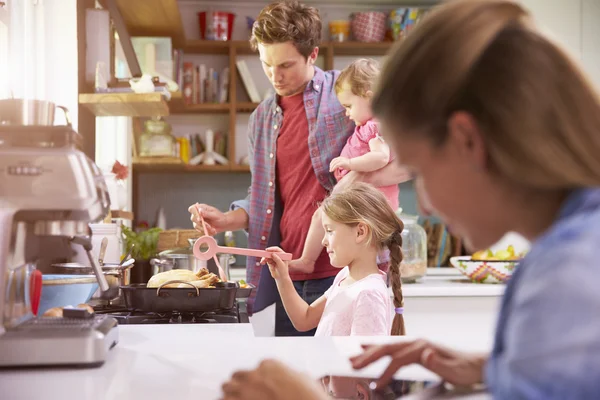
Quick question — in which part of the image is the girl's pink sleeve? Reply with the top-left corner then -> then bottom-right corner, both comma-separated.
350,290 -> 389,336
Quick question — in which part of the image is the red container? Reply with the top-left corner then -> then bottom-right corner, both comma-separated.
198,11 -> 235,41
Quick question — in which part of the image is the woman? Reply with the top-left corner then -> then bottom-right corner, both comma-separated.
221,0 -> 600,398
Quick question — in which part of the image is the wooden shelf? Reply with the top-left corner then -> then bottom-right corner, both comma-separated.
110,210 -> 134,220
184,40 -> 232,55
133,163 -> 232,173
79,93 -> 169,117
132,162 -> 250,173
101,0 -> 185,47
236,102 -> 260,113
184,40 -> 256,55
180,40 -> 393,56
330,41 -> 395,56
169,101 -> 232,114
231,164 -> 251,173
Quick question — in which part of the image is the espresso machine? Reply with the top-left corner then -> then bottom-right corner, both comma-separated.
0,99 -> 119,368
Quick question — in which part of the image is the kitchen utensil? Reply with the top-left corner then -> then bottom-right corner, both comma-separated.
193,235 -> 293,261
120,244 -> 135,266
151,245 -> 207,275
98,237 -> 109,266
0,99 -> 72,126
120,282 -> 237,313
39,274 -> 99,316
192,207 -> 292,263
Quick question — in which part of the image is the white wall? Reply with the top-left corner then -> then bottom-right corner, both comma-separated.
7,0 -> 78,128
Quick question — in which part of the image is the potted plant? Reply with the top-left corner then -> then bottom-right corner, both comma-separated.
121,225 -> 162,284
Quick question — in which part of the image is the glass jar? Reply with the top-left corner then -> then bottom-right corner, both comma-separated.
139,117 -> 175,157
396,210 -> 428,283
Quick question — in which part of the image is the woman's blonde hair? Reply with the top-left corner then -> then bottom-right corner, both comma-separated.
335,58 -> 380,97
250,0 -> 321,58
321,182 -> 406,336
373,0 -> 600,189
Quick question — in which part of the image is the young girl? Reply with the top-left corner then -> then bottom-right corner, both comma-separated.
263,182 -> 405,336
289,58 -> 400,273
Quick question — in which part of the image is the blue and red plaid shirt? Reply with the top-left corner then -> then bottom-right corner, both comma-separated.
231,67 -> 355,310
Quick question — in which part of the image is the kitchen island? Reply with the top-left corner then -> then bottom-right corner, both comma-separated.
0,323 -> 492,400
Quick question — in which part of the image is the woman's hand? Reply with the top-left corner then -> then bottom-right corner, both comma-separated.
187,203 -> 229,235
261,246 -> 290,282
350,340 -> 487,389
222,359 -> 328,400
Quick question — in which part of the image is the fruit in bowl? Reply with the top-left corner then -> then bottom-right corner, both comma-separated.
472,245 -> 522,261
451,245 -> 523,284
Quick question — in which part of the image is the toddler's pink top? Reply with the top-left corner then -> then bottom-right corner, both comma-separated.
315,267 -> 392,336
334,120 -> 399,210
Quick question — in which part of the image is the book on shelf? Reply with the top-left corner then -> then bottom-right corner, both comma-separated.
180,60 -> 229,105
236,60 -> 261,103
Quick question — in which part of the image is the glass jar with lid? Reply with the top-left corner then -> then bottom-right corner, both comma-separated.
139,117 -> 175,157
396,208 -> 428,283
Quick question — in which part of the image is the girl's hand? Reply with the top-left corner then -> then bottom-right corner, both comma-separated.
261,246 -> 290,281
350,340 -> 487,389
329,156 -> 351,172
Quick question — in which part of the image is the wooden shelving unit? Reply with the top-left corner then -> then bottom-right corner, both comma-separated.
87,1 -> 398,222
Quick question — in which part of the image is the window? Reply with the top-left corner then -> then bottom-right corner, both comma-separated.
0,1 -> 9,98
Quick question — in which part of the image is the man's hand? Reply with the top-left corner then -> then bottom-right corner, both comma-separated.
188,203 -> 230,236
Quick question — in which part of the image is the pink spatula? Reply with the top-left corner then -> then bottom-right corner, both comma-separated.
192,206 -> 292,280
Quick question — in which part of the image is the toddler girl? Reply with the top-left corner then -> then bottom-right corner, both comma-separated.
290,58 -> 400,273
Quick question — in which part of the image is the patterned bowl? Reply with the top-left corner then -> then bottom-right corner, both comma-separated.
449,256 -> 519,283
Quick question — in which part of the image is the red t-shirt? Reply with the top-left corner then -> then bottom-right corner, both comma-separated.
276,93 -> 338,281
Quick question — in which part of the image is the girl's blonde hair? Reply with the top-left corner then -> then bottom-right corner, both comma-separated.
335,58 -> 380,97
321,182 -> 405,336
373,0 -> 600,189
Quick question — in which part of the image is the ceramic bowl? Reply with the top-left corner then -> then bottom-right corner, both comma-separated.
449,256 -> 519,283
39,274 -> 98,315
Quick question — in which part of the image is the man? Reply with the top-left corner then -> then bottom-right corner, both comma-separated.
189,0 -> 409,336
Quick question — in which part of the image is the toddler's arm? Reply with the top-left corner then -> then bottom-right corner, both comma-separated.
347,137 -> 390,172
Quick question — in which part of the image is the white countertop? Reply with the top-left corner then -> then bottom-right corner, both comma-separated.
401,270 -> 505,297
232,266 -> 505,298
0,324 -> 492,400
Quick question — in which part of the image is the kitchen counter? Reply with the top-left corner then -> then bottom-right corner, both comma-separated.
0,324 -> 491,400
250,269 -> 504,342
401,269 -> 505,297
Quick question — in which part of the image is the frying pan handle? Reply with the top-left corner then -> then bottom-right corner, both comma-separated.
217,245 -> 293,261
156,280 -> 200,297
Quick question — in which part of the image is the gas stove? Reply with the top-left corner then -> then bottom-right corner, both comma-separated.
93,300 -> 249,325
